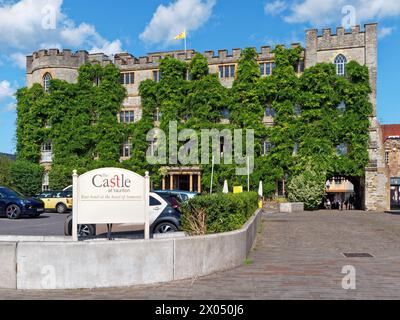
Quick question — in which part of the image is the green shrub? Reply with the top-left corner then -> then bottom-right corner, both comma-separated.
182,192 -> 258,235
286,169 -> 326,210
0,156 -> 12,187
10,160 -> 44,196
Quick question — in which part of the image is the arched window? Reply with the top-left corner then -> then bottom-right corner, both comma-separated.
334,54 -> 347,76
43,73 -> 52,92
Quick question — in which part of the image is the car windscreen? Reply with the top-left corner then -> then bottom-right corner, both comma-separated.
0,188 -> 24,198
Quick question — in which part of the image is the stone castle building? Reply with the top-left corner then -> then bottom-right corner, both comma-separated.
25,23 -> 390,211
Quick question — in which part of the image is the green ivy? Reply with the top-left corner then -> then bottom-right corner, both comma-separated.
16,47 -> 371,201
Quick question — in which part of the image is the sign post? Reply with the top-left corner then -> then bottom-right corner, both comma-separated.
72,170 -> 79,242
144,171 -> 150,240
72,168 -> 150,241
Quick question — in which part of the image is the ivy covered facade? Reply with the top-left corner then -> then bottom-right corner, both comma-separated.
18,23 -> 390,211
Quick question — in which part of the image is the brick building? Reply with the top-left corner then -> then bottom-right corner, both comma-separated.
25,23 -> 390,211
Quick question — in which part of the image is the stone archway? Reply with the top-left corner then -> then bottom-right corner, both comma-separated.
325,176 -> 364,210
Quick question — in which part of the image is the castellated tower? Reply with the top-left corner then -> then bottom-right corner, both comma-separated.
26,49 -> 112,88
306,23 -> 390,212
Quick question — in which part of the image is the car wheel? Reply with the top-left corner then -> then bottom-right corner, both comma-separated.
153,222 -> 178,234
77,224 -> 96,237
56,203 -> 67,214
6,204 -> 21,220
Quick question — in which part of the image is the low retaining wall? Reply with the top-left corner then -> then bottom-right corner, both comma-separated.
0,209 -> 263,290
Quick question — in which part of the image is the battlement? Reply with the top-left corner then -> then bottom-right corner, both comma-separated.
27,49 -> 112,73
306,23 -> 377,51
113,44 -> 304,70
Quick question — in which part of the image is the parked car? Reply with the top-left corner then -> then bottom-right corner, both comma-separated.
0,187 -> 45,219
37,190 -> 73,214
64,192 -> 181,237
153,190 -> 199,202
154,191 -> 182,211
63,185 -> 72,193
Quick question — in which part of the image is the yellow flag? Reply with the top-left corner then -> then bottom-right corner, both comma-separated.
174,31 -> 186,40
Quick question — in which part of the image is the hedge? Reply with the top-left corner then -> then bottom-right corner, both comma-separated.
182,192 -> 259,235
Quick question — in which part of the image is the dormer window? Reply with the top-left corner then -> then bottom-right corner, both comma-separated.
334,54 -> 347,76
43,73 -> 52,92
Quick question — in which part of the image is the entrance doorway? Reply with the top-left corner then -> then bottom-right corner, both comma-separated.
390,177 -> 400,210
162,167 -> 202,193
324,176 -> 361,210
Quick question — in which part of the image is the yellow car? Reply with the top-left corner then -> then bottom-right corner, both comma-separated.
37,191 -> 73,214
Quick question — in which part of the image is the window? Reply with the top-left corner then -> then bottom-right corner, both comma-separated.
154,108 -> 162,122
120,141 -> 132,158
337,101 -> 346,112
120,72 -> 135,85
43,73 -> 52,92
42,172 -> 49,192
150,196 -> 161,206
293,142 -> 299,156
94,77 -> 101,86
265,106 -> 276,118
119,111 -> 135,124
336,143 -> 348,156
334,54 -> 347,76
296,60 -> 305,73
294,104 -> 302,116
385,151 -> 390,164
149,139 -> 158,157
219,65 -> 235,79
153,70 -> 162,82
263,140 -> 274,156
42,142 -> 52,152
260,62 -> 275,76
221,109 -> 230,120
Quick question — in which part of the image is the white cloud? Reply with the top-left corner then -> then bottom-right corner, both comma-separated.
4,102 -> 16,112
0,80 -> 14,101
379,27 -> 395,39
10,52 -> 26,68
264,1 -> 287,15
89,40 -> 123,56
265,0 -> 400,27
140,0 -> 216,46
0,0 -> 123,69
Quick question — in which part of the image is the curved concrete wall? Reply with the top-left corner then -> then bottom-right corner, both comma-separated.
0,210 -> 262,290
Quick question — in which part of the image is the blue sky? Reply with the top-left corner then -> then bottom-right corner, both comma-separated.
0,0 -> 399,154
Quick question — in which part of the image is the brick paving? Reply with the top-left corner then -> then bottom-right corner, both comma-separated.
1,210 -> 400,300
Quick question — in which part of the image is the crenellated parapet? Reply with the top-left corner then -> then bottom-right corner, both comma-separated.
27,49 -> 113,73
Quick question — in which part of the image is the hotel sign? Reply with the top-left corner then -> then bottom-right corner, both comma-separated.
72,168 -> 150,241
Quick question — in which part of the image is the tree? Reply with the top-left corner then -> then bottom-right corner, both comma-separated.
286,169 -> 326,210
0,156 -> 12,187
10,161 -> 44,196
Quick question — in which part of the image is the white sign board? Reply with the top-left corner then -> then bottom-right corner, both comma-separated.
72,168 -> 150,241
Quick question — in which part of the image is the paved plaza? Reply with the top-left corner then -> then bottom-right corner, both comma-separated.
1,210 -> 399,300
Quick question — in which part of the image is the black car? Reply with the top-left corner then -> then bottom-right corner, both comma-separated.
64,193 -> 181,237
0,187 -> 45,219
